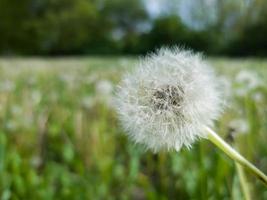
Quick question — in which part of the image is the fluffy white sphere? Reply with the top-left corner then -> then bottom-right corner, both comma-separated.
115,47 -> 222,152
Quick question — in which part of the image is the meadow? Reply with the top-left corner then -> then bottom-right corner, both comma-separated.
0,57 -> 266,199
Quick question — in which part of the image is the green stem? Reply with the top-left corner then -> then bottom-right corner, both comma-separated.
235,162 -> 251,200
205,126 -> 267,187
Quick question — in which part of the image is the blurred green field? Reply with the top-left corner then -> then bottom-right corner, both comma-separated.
0,57 -> 266,200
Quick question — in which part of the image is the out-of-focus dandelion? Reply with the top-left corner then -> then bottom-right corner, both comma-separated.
218,76 -> 232,99
95,80 -> 114,107
235,70 -> 262,90
0,79 -> 15,92
59,73 -> 77,89
119,58 -> 130,67
235,69 -> 263,97
31,90 -> 42,105
80,96 -> 96,109
6,120 -> 18,131
11,104 -> 22,116
229,118 -> 249,135
27,76 -> 37,87
235,87 -> 248,97
84,74 -> 98,85
252,91 -> 264,102
95,80 -> 113,96
235,70 -> 263,98
115,47 -> 267,186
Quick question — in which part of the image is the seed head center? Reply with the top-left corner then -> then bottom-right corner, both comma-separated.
152,85 -> 184,111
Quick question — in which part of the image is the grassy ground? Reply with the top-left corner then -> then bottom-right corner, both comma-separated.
0,57 -> 266,199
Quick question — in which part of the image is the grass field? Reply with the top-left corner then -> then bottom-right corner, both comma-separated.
0,57 -> 266,199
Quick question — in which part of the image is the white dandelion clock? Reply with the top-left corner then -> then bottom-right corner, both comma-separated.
116,47 -> 222,152
115,47 -> 267,186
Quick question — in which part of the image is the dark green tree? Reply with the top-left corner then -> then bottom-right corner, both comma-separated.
101,0 -> 149,53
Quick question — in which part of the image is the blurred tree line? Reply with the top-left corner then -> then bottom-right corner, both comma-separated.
0,0 -> 267,56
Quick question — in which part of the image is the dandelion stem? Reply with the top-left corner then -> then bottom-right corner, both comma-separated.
205,126 -> 267,187
235,162 -> 251,200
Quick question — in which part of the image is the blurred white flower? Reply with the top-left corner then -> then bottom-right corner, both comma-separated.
0,104 -> 3,113
59,73 -> 77,89
31,90 -> 42,105
6,120 -> 18,131
235,87 -> 247,97
252,91 -> 264,102
95,80 -> 113,96
11,105 -> 22,116
31,156 -> 42,168
27,76 -> 37,86
218,76 -> 232,99
95,80 -> 114,108
80,96 -> 96,109
0,79 -> 15,92
235,70 -> 262,90
115,47 -> 223,152
229,118 -> 249,135
119,58 -> 129,67
84,74 -> 98,85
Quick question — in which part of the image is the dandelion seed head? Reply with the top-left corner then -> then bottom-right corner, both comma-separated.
115,47 -> 223,152
229,118 -> 249,135
235,70 -> 262,90
95,80 -> 113,96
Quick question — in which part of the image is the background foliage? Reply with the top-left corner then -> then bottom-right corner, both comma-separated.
1,0 -> 267,56
0,58 -> 266,199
